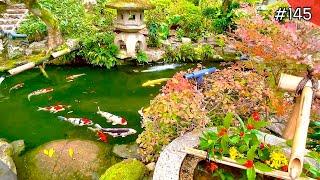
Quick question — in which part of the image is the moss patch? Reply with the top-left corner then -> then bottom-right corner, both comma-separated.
15,139 -> 121,180
99,159 -> 146,180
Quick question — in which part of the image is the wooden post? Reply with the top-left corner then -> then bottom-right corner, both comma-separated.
278,73 -> 317,179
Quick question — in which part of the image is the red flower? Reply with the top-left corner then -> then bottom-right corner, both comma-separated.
240,131 -> 245,137
252,112 -> 260,121
281,165 -> 288,172
260,143 -> 265,149
218,128 -> 227,137
244,160 -> 254,168
247,124 -> 254,130
205,162 -> 218,173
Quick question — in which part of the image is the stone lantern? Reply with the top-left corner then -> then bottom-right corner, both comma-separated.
106,0 -> 155,58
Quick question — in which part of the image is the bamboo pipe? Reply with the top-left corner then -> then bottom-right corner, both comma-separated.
289,86 -> 313,179
282,97 -> 300,140
278,73 -> 316,179
8,62 -> 35,75
278,73 -> 320,97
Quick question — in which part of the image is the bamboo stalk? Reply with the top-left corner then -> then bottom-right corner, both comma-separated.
183,148 -> 291,180
8,62 -> 35,75
283,97 -> 300,140
278,73 -> 320,98
51,48 -> 71,58
289,86 -> 313,179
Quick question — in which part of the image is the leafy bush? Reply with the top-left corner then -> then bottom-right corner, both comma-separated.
201,63 -> 278,120
136,51 -> 148,64
202,1 -> 240,34
164,44 -> 216,62
17,15 -> 47,42
79,32 -> 118,68
232,6 -> 320,73
137,72 -> 210,162
199,113 -> 288,180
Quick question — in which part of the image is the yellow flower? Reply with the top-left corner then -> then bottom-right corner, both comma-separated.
229,146 -> 239,160
266,151 -> 288,169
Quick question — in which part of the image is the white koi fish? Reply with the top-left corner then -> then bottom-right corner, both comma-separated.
27,88 -> 54,101
89,124 -> 136,137
141,64 -> 181,73
66,73 -> 86,82
38,105 -> 71,113
58,116 -> 93,126
97,107 -> 127,125
9,83 -> 24,93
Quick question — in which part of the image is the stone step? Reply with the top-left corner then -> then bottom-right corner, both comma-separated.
0,18 -> 19,25
0,24 -> 15,30
2,13 -> 25,19
6,9 -> 28,14
8,4 -> 26,9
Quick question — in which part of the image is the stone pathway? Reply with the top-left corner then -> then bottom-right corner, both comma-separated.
0,3 -> 28,32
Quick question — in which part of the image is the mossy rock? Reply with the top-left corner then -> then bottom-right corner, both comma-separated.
16,139 -> 121,180
100,159 -> 146,180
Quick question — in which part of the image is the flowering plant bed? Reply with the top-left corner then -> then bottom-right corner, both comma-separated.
185,113 -> 319,179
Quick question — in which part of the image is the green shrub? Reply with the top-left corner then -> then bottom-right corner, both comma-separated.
136,51 -> 148,64
164,44 -> 215,62
17,15 -> 47,42
137,72 -> 209,162
79,32 -> 118,68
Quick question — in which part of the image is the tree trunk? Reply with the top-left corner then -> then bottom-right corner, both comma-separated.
24,0 -> 63,51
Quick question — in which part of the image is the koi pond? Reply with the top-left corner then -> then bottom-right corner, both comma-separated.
0,63 -> 206,150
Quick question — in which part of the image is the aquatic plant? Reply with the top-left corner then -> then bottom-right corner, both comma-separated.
137,72 -> 209,162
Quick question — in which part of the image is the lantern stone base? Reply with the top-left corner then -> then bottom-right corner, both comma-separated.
114,32 -> 147,58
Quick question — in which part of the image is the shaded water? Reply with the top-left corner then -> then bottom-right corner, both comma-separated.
0,64 -> 197,150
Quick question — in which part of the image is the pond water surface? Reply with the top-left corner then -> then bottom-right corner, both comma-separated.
0,64 -> 199,150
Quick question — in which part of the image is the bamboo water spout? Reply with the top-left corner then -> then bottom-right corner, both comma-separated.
278,73 -> 319,179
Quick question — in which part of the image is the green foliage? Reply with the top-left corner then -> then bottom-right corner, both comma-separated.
99,159 -> 146,180
202,1 -> 240,34
137,72 -> 209,162
79,32 -> 118,68
17,15 -> 47,42
136,51 -> 148,64
199,113 -> 287,179
164,44 -> 216,62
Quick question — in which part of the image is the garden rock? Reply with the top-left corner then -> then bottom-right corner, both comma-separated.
7,45 -> 23,59
0,139 -> 16,174
146,162 -> 156,171
18,139 -> 120,180
145,49 -> 165,62
0,161 -> 17,180
181,37 -> 191,44
112,143 -> 140,159
100,159 -> 147,180
26,41 -> 46,55
10,140 -> 25,156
